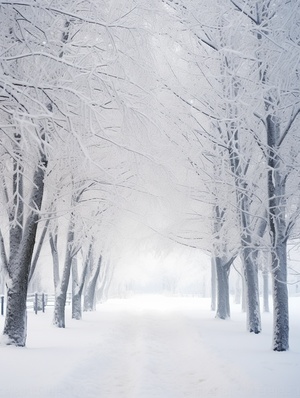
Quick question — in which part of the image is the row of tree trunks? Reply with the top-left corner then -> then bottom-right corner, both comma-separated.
71,244 -> 101,320
213,261 -> 270,315
51,225 -> 103,327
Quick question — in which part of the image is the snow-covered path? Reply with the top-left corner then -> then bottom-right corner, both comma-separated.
48,301 -> 249,398
0,296 -> 299,398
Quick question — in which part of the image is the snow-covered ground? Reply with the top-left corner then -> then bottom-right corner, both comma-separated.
0,296 -> 299,398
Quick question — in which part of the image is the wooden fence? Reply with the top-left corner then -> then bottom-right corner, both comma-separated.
0,293 -> 71,316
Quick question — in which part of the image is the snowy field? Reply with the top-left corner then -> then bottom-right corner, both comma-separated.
0,296 -> 299,398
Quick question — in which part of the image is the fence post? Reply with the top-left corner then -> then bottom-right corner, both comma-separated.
42,293 -> 45,312
1,295 -> 4,316
34,293 -> 38,314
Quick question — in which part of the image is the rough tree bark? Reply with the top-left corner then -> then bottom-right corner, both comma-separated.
212,204 -> 234,320
215,256 -> 231,319
267,114 -> 289,351
262,266 -> 269,313
53,223 -> 75,328
49,229 -> 60,291
2,137 -> 47,346
28,215 -> 51,284
240,247 -> 261,333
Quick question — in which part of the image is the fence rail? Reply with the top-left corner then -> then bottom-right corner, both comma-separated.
0,293 -> 72,316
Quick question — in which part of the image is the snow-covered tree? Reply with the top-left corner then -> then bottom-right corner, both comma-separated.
0,0 -> 141,342
228,0 -> 300,351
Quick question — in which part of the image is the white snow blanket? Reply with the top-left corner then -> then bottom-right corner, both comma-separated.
0,296 -> 299,397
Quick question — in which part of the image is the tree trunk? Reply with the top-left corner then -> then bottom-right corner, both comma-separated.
263,267 -> 269,313
267,116 -> 289,350
211,257 -> 217,311
3,149 -> 46,346
72,255 -> 88,320
72,293 -> 82,320
72,256 -> 80,320
84,255 -> 101,312
227,127 -> 262,333
28,216 -> 51,283
3,274 -> 28,346
241,276 -> 246,312
97,260 -> 112,303
241,247 -> 261,333
0,228 -> 8,293
53,229 -> 74,328
49,231 -> 60,291
271,241 -> 289,351
215,256 -> 230,319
